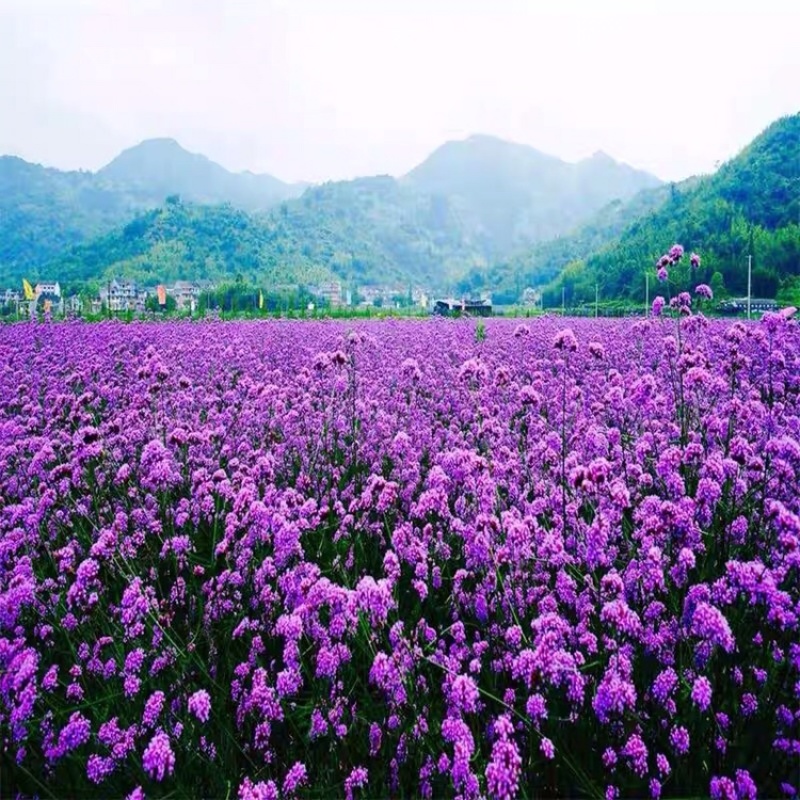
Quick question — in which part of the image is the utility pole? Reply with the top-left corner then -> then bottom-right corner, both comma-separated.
595,283 -> 599,318
562,286 -> 565,316
747,254 -> 752,320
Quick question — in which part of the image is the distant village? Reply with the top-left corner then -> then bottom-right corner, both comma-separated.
0,278 -> 510,317
0,277 -> 777,319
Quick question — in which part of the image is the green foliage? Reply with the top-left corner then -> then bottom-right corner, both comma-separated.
273,176 -> 489,286
199,282 -> 317,314
457,180 -> 682,300
543,114 -> 800,303
0,139 -> 301,285
145,293 -> 177,312
1,135 -> 662,291
0,157 -> 150,282
45,201 -> 339,287
3,118 -> 797,301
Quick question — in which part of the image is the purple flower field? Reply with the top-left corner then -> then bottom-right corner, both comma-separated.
1,314 -> 799,799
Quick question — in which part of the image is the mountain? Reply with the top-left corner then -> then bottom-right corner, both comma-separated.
539,113 -> 800,306
4,133 -> 660,289
404,134 -> 662,258
0,157 -> 140,283
269,175 -> 487,286
45,178 -> 489,291
0,140 -> 302,283
97,138 -> 303,210
456,179 -> 688,303
48,199 -> 337,289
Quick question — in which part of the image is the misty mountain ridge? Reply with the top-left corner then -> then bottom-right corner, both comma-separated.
0,132 -> 663,287
403,134 -> 662,257
97,137 -> 305,210
458,113 -> 800,306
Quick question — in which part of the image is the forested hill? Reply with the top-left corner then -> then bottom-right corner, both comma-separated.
0,139 -> 303,283
455,180 -> 687,303
46,200 -> 337,289
5,119 -> 797,299
44,182 -> 487,290
2,135 -> 659,288
540,114 -> 800,305
404,135 -> 661,258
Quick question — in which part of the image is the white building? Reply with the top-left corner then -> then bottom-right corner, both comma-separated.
100,280 -> 147,312
35,282 -> 61,298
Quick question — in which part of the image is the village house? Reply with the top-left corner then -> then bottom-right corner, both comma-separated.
522,287 -> 542,307
100,279 -> 137,312
311,282 -> 344,307
34,281 -> 61,299
99,279 -> 149,312
166,281 -> 197,311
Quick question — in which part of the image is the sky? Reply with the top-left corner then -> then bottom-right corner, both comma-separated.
1,0 -> 798,184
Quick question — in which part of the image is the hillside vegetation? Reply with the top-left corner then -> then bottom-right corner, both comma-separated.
540,114 -> 800,305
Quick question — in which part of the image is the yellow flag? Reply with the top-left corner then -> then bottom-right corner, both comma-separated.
259,290 -> 264,310
22,279 -> 35,300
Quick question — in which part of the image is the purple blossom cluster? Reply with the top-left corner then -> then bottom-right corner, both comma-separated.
1,312 -> 799,798
652,243 -> 717,321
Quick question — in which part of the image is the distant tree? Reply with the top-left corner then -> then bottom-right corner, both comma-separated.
710,271 -> 727,299
145,294 -> 177,312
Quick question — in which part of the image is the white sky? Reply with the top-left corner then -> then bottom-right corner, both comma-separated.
1,0 -> 798,183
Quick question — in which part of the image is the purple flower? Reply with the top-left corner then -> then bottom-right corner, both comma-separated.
143,732 -> 175,782
670,726 -> 690,755
695,284 -> 713,299
691,676 -> 713,711
187,689 -> 211,723
735,770 -> 757,800
238,778 -> 279,800
485,738 -> 522,800
622,733 -> 648,778
87,754 -> 116,784
657,267 -> 669,283
741,693 -> 758,716
526,693 -> 547,721
58,712 -> 91,754
652,296 -> 666,316
448,673 -> 480,714
369,722 -> 382,756
344,766 -> 369,800
690,602 -> 735,653
652,668 -> 678,702
282,762 -> 308,796
593,655 -> 637,723
710,776 -> 736,800
588,341 -> 605,359
540,737 -> 555,760
142,691 -> 166,728
553,328 -> 578,352
669,244 -> 685,263
690,252 -> 701,268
